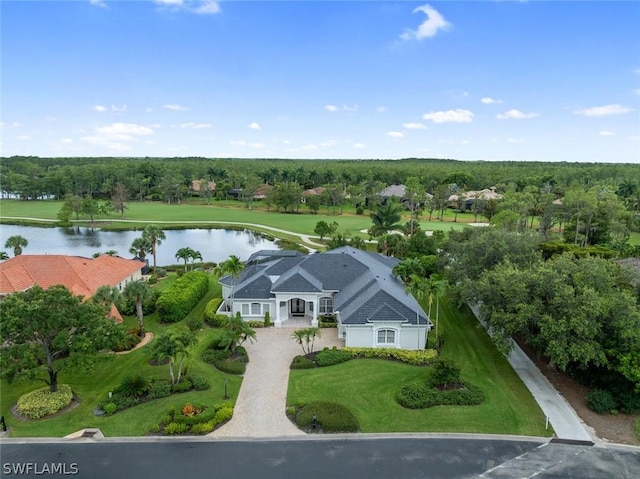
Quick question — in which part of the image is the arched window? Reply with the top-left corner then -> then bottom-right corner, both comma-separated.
376,329 -> 396,345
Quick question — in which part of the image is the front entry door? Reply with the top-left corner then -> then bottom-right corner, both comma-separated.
291,298 -> 306,316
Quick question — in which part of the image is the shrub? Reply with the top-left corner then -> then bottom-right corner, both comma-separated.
156,271 -> 209,323
189,375 -> 211,391
315,349 -> 351,367
17,385 -> 74,419
156,268 -> 167,278
113,332 -> 140,352
290,355 -> 316,369
235,346 -> 248,361
430,359 -> 461,388
295,402 -> 359,432
247,320 -> 264,328
151,423 -> 160,433
587,389 -> 617,414
287,406 -> 296,416
191,421 -> 215,434
147,380 -> 172,399
108,394 -> 140,410
182,403 -> 201,417
214,406 -> 234,425
172,379 -> 193,393
319,322 -> 337,328
356,206 -> 364,215
204,313 -> 229,328
214,358 -> 246,375
202,349 -> 231,364
116,375 -> 150,397
204,298 -> 224,324
264,311 -> 271,327
186,316 -> 204,332
148,274 -> 158,285
342,347 -> 438,366
100,402 -> 116,415
397,382 -> 484,409
163,422 -> 189,435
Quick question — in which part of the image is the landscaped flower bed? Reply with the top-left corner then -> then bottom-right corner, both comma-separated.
152,402 -> 234,435
17,384 -> 74,419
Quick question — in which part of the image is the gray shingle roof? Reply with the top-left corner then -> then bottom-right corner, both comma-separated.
219,246 -> 430,326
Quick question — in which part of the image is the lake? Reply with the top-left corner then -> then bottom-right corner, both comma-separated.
0,225 -> 282,265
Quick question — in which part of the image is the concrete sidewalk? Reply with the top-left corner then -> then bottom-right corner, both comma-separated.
469,304 -> 594,443
210,327 -> 342,438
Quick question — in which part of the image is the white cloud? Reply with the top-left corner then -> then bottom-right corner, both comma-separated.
460,140 -> 469,144
89,0 -> 108,8
573,104 -> 633,117
146,107 -> 154,113
283,140 -> 292,145
387,131 -> 405,138
377,106 -> 386,113
16,135 -> 30,141
354,143 -> 365,149
400,4 -> 450,41
248,122 -> 261,130
82,123 -> 154,150
629,136 -> 640,141
481,97 -> 503,104
599,130 -> 615,136
423,109 -> 474,123
496,109 -> 539,120
507,138 -> 525,144
249,142 -> 265,149
403,122 -> 427,130
301,144 -> 319,151
634,88 -> 640,95
155,0 -> 221,15
94,105 -> 107,112
325,104 -> 358,112
111,105 -> 127,112
325,105 -> 339,112
180,122 -> 212,129
321,139 -> 337,147
60,138 -> 74,144
163,104 -> 190,111
0,121 -> 21,128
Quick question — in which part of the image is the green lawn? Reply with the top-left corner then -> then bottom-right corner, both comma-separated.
0,273 -> 239,437
287,295 -> 551,436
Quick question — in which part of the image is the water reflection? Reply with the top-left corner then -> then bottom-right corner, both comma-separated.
0,225 -> 281,265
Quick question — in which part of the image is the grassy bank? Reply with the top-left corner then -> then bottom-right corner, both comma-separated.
287,295 -> 551,436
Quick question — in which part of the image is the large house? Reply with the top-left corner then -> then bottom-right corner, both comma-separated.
219,247 -> 431,350
0,254 -> 146,321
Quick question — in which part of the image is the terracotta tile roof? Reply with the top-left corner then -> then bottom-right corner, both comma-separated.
0,254 -> 144,298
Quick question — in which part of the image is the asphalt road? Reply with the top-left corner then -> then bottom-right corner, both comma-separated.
2,437 -> 639,479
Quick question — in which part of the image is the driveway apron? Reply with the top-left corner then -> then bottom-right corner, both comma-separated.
210,327 -> 342,438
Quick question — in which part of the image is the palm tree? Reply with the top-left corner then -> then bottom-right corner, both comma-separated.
428,274 -> 448,341
369,200 -> 403,237
0,251 -> 9,260
189,249 -> 203,270
150,332 -> 197,384
129,236 -> 152,260
92,285 -> 121,312
392,257 -> 423,282
215,255 -> 245,305
219,313 -> 257,354
406,274 -> 428,323
123,280 -> 152,337
5,235 -> 28,256
290,327 -> 322,355
175,247 -> 194,272
142,225 -> 166,273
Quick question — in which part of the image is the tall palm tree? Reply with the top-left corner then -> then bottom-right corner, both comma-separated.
129,236 -> 152,260
175,247 -> 194,272
428,274 -> 448,341
405,274 -> 428,349
123,280 -> 152,337
142,225 -> 166,273
92,285 -> 121,312
189,249 -> 203,270
5,235 -> 28,256
215,255 -> 246,305
392,257 -> 423,282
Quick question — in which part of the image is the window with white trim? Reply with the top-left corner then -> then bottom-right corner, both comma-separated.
241,304 -> 249,316
319,297 -> 333,314
251,302 -> 261,315
377,329 -> 396,344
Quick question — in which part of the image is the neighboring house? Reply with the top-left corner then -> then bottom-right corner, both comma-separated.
300,186 -> 324,203
191,180 -> 216,195
448,187 -> 503,210
0,254 -> 146,322
377,184 -> 433,207
219,247 -> 431,350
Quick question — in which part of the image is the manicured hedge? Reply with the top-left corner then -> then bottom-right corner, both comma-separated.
315,349 -> 351,367
342,347 -> 438,366
290,355 -> 316,369
295,401 -> 359,432
17,384 -> 73,419
204,298 -> 224,323
396,382 -> 484,409
156,271 -> 210,323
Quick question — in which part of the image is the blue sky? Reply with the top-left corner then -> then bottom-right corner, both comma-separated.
1,1 -> 639,162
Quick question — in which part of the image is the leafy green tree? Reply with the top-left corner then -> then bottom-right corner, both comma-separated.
142,225 -> 166,273
63,194 -> 83,220
313,220 -> 338,240
150,332 -> 197,384
81,195 -> 99,222
123,280 -> 152,337
92,285 -> 120,313
4,235 -> 28,256
0,285 -> 125,392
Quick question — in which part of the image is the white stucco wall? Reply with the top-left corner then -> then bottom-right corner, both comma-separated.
343,323 -> 429,350
232,299 -> 276,320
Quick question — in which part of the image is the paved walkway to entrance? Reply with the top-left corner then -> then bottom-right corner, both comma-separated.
469,304 -> 594,443
210,327 -> 342,438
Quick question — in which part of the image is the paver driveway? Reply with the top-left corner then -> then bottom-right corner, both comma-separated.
210,326 -> 342,438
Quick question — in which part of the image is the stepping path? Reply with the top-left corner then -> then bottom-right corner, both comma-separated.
210,327 -> 342,438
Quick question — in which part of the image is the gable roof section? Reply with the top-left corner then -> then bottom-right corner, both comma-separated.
234,272 -> 275,299
272,267 -> 323,293
368,302 -> 410,322
0,255 -> 144,297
